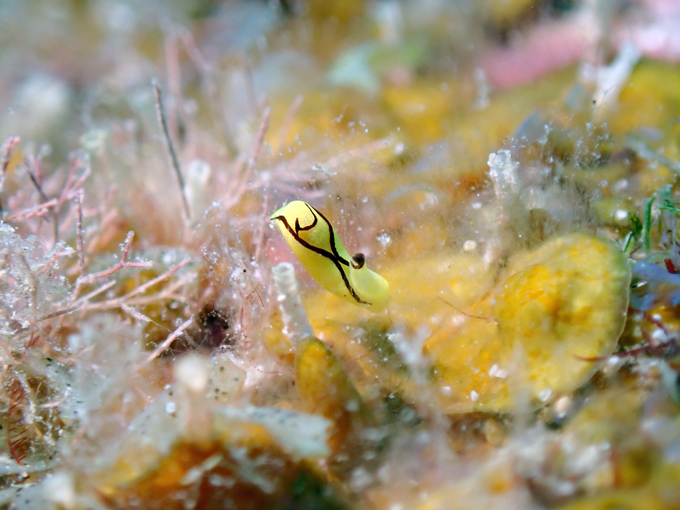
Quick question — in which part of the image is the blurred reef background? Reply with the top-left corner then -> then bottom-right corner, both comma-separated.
2,0 -> 680,508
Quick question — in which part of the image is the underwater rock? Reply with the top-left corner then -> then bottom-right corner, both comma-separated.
92,398 -> 345,510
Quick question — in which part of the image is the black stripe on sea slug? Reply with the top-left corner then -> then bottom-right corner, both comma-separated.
306,203 -> 350,267
272,205 -> 370,305
295,206 -> 317,233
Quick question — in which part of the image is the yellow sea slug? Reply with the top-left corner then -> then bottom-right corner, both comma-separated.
271,201 -> 390,310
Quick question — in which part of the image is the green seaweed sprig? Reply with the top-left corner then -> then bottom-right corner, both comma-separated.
624,185 -> 680,256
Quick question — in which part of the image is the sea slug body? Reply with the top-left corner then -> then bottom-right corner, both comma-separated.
271,201 -> 390,310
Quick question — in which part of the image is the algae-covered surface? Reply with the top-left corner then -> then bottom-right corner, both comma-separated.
1,0 -> 680,509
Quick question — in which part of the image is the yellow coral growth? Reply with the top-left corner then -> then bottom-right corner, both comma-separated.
428,233 -> 631,412
295,337 -> 374,475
